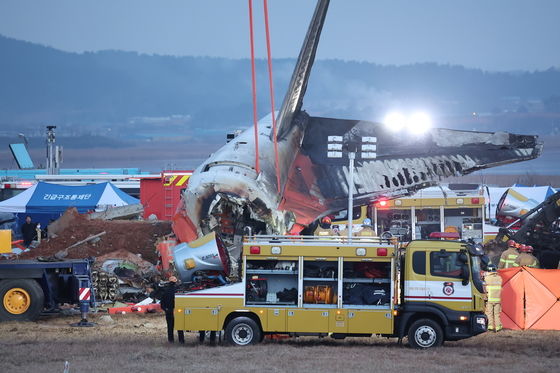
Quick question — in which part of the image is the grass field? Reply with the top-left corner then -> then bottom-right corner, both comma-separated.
1,313 -> 559,373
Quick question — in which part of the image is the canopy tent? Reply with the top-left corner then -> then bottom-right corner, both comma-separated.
0,182 -> 139,232
500,267 -> 560,330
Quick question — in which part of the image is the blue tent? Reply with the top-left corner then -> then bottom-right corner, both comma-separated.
0,182 -> 139,233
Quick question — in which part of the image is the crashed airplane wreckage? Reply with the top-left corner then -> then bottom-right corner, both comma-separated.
172,0 -> 542,281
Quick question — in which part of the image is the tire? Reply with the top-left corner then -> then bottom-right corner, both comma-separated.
0,279 -> 44,321
408,318 -> 443,349
224,317 -> 262,346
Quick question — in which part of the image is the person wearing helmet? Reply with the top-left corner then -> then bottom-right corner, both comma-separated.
498,239 -> 519,269
513,244 -> 540,268
160,275 -> 185,344
316,216 -> 333,237
357,218 -> 376,237
483,264 -> 503,332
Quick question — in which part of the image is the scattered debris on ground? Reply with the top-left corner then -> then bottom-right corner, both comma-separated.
4,208 -> 173,304
18,208 -> 171,263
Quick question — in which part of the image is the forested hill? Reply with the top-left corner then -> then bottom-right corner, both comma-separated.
1,34 -> 559,129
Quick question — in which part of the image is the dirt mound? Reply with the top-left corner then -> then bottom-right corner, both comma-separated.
20,208 -> 171,263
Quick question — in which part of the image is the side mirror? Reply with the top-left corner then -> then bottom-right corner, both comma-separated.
481,255 -> 490,270
461,264 -> 470,286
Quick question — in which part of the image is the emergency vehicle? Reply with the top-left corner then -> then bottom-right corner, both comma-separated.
174,235 -> 488,348
317,185 -> 487,243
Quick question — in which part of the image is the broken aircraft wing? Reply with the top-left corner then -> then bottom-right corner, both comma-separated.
279,115 -> 543,226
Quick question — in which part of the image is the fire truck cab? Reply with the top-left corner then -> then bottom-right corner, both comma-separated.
174,235 -> 488,348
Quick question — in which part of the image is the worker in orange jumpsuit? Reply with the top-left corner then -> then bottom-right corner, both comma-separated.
483,264 -> 503,332
498,240 -> 519,269
513,245 -> 540,268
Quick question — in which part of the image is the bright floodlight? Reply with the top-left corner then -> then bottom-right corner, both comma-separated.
384,112 -> 406,131
407,112 -> 432,134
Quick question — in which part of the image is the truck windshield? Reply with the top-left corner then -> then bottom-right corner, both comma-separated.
470,256 -> 484,293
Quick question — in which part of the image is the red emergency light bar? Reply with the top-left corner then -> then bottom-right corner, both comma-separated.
429,232 -> 460,239
375,198 -> 388,208
2,181 -> 34,189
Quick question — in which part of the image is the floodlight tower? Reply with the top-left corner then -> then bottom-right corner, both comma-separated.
327,136 -> 377,241
46,125 -> 62,175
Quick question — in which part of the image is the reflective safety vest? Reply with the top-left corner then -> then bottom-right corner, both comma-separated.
513,253 -> 539,268
356,227 -> 375,237
498,247 -> 519,269
484,273 -> 502,303
316,227 -> 333,236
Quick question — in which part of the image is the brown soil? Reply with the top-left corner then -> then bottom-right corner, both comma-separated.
18,209 -> 172,263
0,314 -> 559,373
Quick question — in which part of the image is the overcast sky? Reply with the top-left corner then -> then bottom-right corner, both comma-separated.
1,0 -> 559,72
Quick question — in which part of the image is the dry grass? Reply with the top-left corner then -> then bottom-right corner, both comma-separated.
1,313 -> 559,373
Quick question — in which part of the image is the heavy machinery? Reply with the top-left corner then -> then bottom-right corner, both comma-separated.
0,258 -> 95,323
492,190 -> 560,268
173,235 -> 488,348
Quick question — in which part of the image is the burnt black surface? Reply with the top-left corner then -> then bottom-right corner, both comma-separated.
298,115 -> 541,211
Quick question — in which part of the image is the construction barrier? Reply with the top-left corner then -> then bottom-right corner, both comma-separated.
500,267 -> 560,330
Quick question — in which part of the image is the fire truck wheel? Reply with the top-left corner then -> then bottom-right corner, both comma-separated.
0,279 -> 44,322
225,317 -> 262,346
408,319 -> 443,349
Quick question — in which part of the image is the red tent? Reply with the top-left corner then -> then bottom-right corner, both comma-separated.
500,267 -> 560,330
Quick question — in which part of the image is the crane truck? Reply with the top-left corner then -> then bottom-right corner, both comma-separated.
172,234 -> 488,348
0,258 -> 95,324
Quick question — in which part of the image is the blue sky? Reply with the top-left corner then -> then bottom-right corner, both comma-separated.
0,0 -> 559,71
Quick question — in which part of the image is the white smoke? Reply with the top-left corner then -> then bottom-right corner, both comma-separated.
305,67 -> 398,121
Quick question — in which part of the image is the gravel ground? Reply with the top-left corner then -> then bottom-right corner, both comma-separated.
1,313 -> 559,373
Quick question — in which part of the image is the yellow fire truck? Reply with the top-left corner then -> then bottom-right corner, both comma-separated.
174,235 -> 488,348
320,185 -> 487,243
